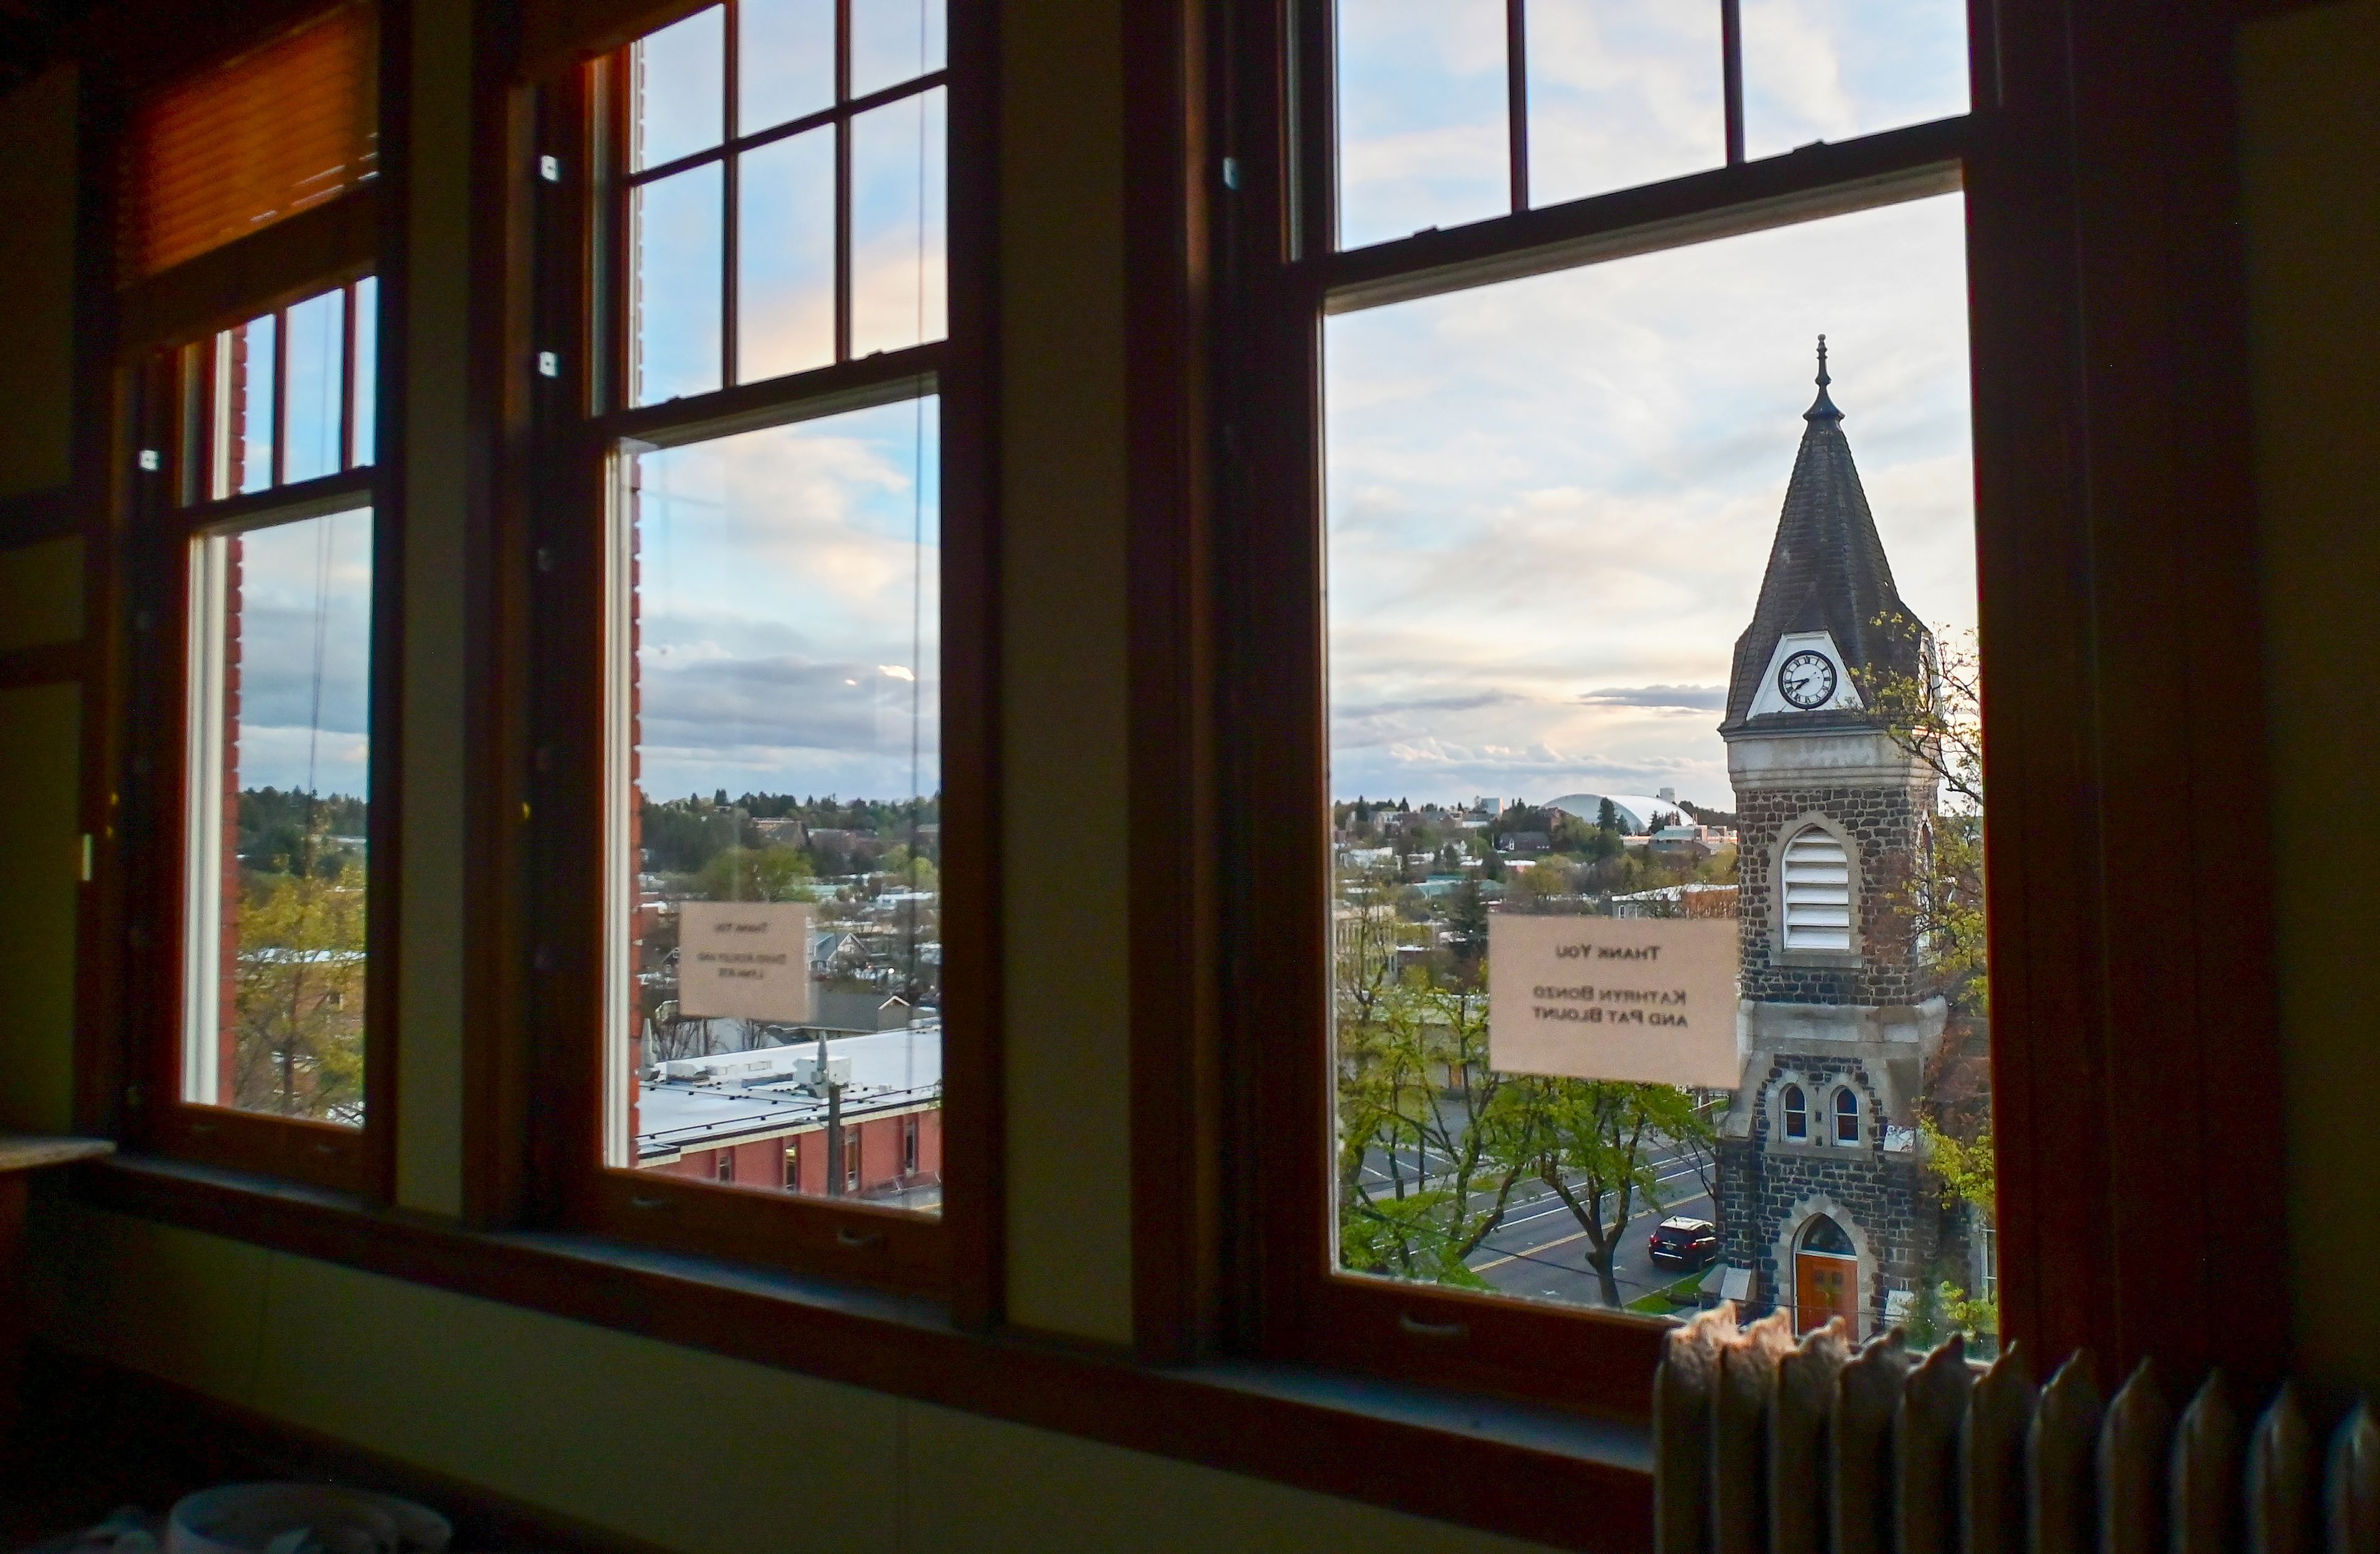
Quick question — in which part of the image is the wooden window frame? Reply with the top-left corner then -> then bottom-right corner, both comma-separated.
486,0 -> 998,1314
1123,0 -> 2293,1415
79,6 -> 402,1201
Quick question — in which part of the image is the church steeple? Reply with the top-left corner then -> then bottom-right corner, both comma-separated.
1719,340 -> 1929,733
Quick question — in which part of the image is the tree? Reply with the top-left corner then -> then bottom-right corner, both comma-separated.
1499,1078 -> 1711,1305
694,844 -> 815,903
231,855 -> 367,1121
1336,973 -> 1527,1286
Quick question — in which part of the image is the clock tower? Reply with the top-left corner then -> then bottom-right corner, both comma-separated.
1712,341 -> 1949,1336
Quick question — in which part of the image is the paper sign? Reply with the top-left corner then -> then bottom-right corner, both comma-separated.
676,902 -> 816,1022
1488,914 -> 1740,1088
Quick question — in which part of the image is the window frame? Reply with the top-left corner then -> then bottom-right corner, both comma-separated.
495,0 -> 999,1312
92,11 -> 399,1200
1149,0 -> 2295,1415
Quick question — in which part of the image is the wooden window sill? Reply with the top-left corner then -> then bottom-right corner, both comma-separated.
56,1152 -> 1648,1552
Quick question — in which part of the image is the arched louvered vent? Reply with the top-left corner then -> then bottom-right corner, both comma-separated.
1779,828 -> 1853,951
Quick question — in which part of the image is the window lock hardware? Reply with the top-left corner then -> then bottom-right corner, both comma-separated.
539,154 -> 562,182
536,546 -> 557,573
1221,156 -> 1241,190
629,1193 -> 673,1211
137,448 -> 161,472
1397,1312 -> 1470,1341
835,1227 -> 888,1251
537,350 -> 560,378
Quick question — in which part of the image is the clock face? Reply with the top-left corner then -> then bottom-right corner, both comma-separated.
1777,650 -> 1838,710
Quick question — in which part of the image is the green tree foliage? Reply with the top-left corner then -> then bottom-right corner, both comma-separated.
694,844 -> 816,902
1501,1077 -> 1712,1306
237,788 -> 368,879
232,855 -> 366,1121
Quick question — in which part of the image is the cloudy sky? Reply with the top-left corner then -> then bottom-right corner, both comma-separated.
633,396 -> 940,805
1328,0 -> 1973,813
225,506 -> 374,798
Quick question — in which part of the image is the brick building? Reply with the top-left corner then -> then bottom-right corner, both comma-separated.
1712,343 -> 1950,1336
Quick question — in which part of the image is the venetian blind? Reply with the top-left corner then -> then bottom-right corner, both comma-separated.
119,2 -> 378,283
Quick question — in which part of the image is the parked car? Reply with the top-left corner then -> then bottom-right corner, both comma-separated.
1647,1216 -> 1720,1269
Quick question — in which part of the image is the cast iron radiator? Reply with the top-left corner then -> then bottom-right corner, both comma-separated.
1654,1307 -> 2377,1554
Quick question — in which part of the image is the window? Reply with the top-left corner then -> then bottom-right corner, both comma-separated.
1834,1087 -> 1861,1146
1222,0 -> 1994,1411
1779,827 -> 1854,953
716,1147 -> 736,1182
112,9 -> 386,1193
902,1113 -> 919,1175
518,0 -> 979,1293
620,0 -> 945,405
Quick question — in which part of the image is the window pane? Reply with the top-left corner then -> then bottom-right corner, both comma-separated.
632,163 -> 725,406
1324,195 -> 1993,1343
1742,0 -> 1968,162
1525,0 -> 1723,209
849,0 -> 945,100
1336,0 -> 1509,250
183,506 -> 374,1124
850,87 -> 946,356
351,276 -> 378,467
633,4 -> 726,171
610,397 -> 943,1214
739,0 -> 835,132
738,125 -> 836,383
283,288 -> 345,485
215,314 -> 276,498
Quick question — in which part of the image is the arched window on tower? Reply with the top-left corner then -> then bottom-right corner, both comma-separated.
1834,1087 -> 1861,1145
1781,1084 -> 1807,1141
1781,827 -> 1854,951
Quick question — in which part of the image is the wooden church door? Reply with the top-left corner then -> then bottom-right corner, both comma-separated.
1795,1252 -> 1858,1335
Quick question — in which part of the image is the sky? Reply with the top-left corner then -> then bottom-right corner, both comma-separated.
223,505 -> 375,799
1326,195 -> 1974,813
1327,0 -> 1973,814
632,396 -> 940,805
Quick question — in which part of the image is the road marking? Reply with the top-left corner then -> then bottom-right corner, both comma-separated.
1470,1188 -> 1713,1274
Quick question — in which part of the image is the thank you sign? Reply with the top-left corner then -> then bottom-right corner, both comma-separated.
1488,915 -> 1739,1087
677,902 -> 816,1022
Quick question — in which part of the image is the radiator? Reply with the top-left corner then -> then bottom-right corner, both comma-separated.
1654,1306 -> 2378,1554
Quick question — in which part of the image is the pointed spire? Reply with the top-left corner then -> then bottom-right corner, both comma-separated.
1721,342 -> 1930,733
1805,333 -> 1842,423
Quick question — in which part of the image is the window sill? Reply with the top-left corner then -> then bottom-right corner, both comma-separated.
61,1152 -> 1649,1553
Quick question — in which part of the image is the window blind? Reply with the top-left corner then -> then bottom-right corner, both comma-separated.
119,2 -> 377,284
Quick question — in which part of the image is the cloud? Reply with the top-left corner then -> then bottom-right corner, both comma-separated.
1576,685 -> 1728,711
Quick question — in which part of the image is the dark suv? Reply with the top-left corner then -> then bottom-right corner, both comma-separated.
1647,1216 -> 1719,1269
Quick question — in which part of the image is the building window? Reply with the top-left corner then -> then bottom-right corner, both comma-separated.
1781,1084 -> 1807,1141
716,1148 -> 735,1183
903,1114 -> 919,1174
843,1129 -> 862,1194
783,1138 -> 800,1190
1779,828 -> 1854,953
1835,1087 -> 1861,1146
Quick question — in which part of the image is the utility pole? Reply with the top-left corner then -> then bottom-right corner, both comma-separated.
819,1031 -> 844,1197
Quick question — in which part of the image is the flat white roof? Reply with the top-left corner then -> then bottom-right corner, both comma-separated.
637,1025 -> 943,1161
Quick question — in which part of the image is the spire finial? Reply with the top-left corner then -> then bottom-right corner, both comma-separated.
1805,334 -> 1842,423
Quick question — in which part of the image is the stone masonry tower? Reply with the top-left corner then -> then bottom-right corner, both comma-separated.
1712,341 -> 1948,1337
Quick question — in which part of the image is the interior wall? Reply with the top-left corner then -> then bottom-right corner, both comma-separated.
0,0 -> 2375,1547
2237,0 -> 2380,1393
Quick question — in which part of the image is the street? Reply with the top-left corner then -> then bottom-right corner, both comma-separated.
1347,1139 -> 1718,1313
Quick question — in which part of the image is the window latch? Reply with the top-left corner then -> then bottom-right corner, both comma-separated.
539,154 -> 561,182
